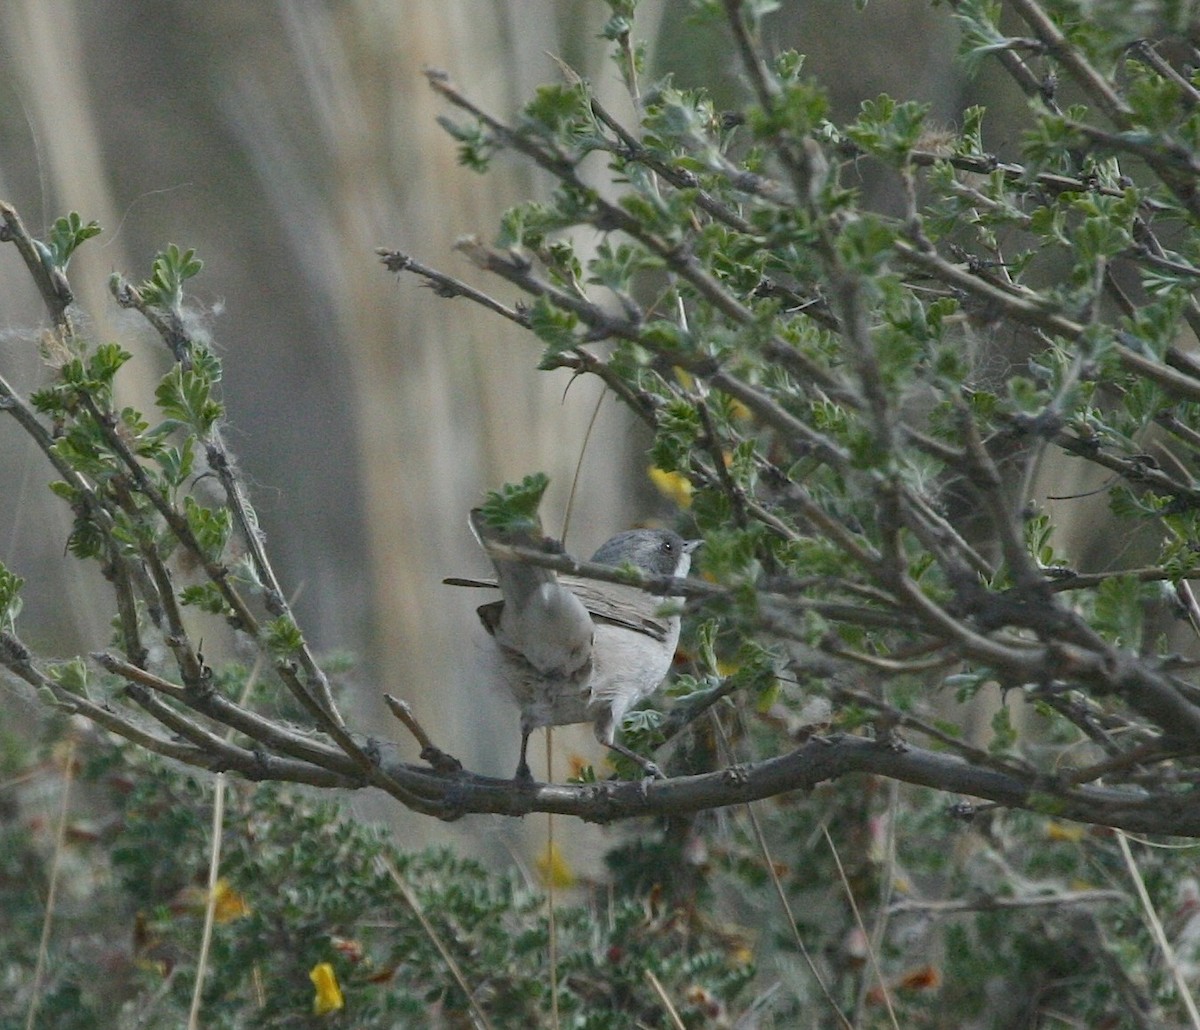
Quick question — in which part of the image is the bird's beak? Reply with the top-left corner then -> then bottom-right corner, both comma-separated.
684,539 -> 703,554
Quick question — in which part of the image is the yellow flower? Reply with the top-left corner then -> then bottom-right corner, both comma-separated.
1046,821 -> 1085,843
729,943 -> 754,966
170,878 -> 249,921
648,467 -> 693,508
310,962 -> 345,1015
728,398 -> 752,421
212,879 -> 250,923
536,841 -> 577,888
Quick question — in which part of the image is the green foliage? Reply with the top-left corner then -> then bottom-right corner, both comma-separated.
183,496 -> 232,562
528,294 -> 580,357
0,562 -> 22,628
180,581 -> 233,615
264,615 -> 304,657
521,82 -> 592,135
155,358 -> 224,435
0,746 -> 759,1028
1092,574 -> 1151,649
846,94 -> 930,162
952,0 -> 1014,73
139,243 -> 203,310
412,7 -> 1200,1018
32,341 -> 132,414
435,114 -> 495,172
9,2 -> 1200,1027
45,656 -> 89,699
33,210 -> 101,271
154,435 -> 196,491
478,471 -> 551,531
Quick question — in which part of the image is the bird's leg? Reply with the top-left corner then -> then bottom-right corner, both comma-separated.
592,706 -> 665,779
514,725 -> 535,782
604,741 -> 664,780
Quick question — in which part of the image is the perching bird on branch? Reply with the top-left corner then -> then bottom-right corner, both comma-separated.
460,507 -> 698,781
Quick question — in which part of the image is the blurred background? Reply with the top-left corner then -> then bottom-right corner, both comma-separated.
0,0 -> 998,864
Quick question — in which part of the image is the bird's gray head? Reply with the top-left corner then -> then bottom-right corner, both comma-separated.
590,529 -> 699,579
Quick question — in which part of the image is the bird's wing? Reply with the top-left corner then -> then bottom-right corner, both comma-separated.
474,585 -> 670,644
452,567 -> 675,643
476,599 -> 504,638
444,576 -> 496,589
563,578 -> 674,643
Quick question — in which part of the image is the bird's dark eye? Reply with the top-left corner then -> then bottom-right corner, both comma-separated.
661,539 -> 675,554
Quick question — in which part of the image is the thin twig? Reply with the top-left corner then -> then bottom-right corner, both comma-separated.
206,437 -> 342,723
0,200 -> 73,331
25,737 -> 76,1030
1006,0 -> 1130,125
720,0 -> 777,111
646,970 -> 688,1030
545,731 -> 560,1030
425,71 -> 847,398
190,655 -> 262,1029
188,772 -> 226,1030
713,717 -> 852,1029
377,854 -> 497,1030
824,826 -> 899,1030
384,693 -> 463,773
1116,832 -> 1200,1029
859,782 -> 900,1021
886,888 -> 1127,915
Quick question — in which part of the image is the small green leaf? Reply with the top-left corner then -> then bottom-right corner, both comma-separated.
521,83 -> 590,135
180,583 -> 232,616
140,244 -> 203,310
265,615 -> 304,657
66,514 -> 106,560
183,497 -> 232,562
1092,574 -> 1146,648
989,704 -> 1017,754
155,364 -> 222,434
478,473 -> 550,531
155,438 -> 196,488
566,764 -> 599,784
0,562 -> 23,627
88,343 -> 132,385
528,295 -> 579,356
43,212 -> 102,270
47,656 -> 89,698
436,116 -> 495,173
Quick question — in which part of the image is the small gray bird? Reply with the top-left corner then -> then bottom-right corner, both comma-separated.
466,509 -> 699,781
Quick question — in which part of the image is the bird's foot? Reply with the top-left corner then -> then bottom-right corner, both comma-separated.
605,741 -> 665,780
637,759 -> 665,780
